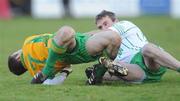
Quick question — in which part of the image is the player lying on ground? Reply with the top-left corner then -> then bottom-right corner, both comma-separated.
8,25 -> 127,84
8,36 -> 72,85
85,10 -> 180,85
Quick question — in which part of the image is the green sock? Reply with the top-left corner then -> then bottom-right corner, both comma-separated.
42,39 -> 67,77
102,50 -> 109,58
94,64 -> 107,81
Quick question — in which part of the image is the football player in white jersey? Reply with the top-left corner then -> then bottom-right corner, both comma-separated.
86,10 -> 180,84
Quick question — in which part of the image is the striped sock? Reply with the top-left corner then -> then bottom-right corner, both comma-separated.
42,39 -> 67,77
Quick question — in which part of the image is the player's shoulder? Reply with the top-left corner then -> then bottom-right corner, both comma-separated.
117,20 -> 135,25
25,33 -> 52,41
28,33 -> 52,38
115,20 -> 137,28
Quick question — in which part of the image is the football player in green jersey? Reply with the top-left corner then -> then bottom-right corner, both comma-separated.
30,25 -> 126,84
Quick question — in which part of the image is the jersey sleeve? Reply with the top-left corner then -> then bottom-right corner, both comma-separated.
108,21 -> 126,36
108,21 -> 138,36
108,24 -> 121,34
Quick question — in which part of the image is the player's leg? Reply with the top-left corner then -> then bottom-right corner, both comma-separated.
53,26 -> 76,51
95,63 -> 146,83
103,66 -> 146,84
31,26 -> 76,84
103,72 -> 121,81
86,58 -> 146,84
110,61 -> 146,83
142,43 -> 180,71
85,30 -> 121,85
42,26 -> 76,76
86,30 -> 121,60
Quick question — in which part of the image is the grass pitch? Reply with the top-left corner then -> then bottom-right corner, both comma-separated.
0,16 -> 180,101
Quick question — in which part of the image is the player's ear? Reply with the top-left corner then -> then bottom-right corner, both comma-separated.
8,52 -> 27,76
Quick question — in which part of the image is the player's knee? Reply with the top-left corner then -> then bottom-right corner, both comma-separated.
111,32 -> 121,44
111,32 -> 121,58
60,26 -> 75,36
142,43 -> 156,57
55,26 -> 75,44
8,55 -> 27,76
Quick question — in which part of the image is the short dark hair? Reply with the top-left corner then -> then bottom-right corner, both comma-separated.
95,10 -> 117,24
8,53 -> 27,76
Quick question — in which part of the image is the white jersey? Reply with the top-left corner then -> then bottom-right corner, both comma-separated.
109,21 -> 148,63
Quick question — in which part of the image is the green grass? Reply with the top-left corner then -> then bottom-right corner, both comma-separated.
1,16 -> 180,101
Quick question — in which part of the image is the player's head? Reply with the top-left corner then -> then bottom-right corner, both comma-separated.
8,49 -> 27,75
95,10 -> 118,30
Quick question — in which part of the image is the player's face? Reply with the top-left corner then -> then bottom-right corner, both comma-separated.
96,16 -> 115,30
